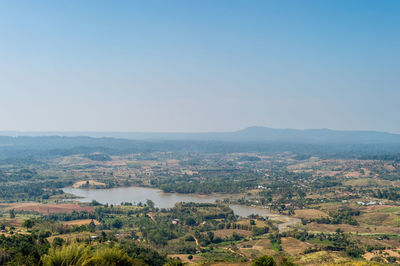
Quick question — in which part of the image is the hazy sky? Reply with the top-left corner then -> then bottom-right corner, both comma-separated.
1,1 -> 399,133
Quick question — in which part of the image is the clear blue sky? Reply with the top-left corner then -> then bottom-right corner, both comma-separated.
1,0 -> 399,133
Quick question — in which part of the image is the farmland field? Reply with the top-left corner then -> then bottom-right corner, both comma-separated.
1,137 -> 400,265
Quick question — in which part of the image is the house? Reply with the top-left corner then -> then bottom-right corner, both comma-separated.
172,219 -> 180,225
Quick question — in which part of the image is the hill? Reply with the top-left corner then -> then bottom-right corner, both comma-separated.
2,126 -> 400,144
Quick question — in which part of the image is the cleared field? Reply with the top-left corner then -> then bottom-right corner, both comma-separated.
281,237 -> 312,256
211,263 -> 251,266
168,254 -> 203,264
358,212 -> 400,227
345,171 -> 362,178
72,180 -> 106,188
377,206 -> 400,213
344,178 -> 391,187
213,229 -> 252,238
237,238 -> 276,259
363,249 -> 400,262
305,222 -> 400,234
62,219 -> 100,226
354,235 -> 400,249
294,251 -> 352,265
314,170 -> 342,176
361,205 -> 397,212
47,232 -> 94,243
2,203 -> 94,214
357,205 -> 400,227
236,219 -> 269,227
293,209 -> 330,219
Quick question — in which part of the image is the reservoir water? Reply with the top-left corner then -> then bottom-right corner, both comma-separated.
63,186 -> 301,230
63,186 -> 270,217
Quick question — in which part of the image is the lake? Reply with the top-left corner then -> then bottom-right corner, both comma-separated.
63,186 -> 273,217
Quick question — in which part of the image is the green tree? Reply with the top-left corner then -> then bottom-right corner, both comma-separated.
185,217 -> 196,226
207,231 -> 214,243
252,255 -> 276,266
23,219 -> 34,229
52,237 -> 65,247
165,257 -> 184,266
111,219 -> 123,229
83,247 -> 141,266
146,199 -> 155,209
89,220 -> 96,231
9,209 -> 15,219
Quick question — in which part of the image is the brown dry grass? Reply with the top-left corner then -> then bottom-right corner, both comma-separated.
305,222 -> 400,234
345,171 -> 361,178
168,254 -> 203,264
47,232 -> 94,243
236,219 -> 268,227
363,249 -> 400,261
61,219 -> 100,226
237,238 -> 275,260
2,203 -> 94,215
213,229 -> 252,238
211,263 -> 251,266
294,251 -> 353,265
354,235 -> 400,249
281,237 -> 312,256
72,180 -> 106,188
361,205 -> 398,212
315,170 -> 342,177
293,209 -> 330,219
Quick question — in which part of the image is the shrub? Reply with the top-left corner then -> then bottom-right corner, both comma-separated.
252,255 -> 276,266
42,242 -> 89,266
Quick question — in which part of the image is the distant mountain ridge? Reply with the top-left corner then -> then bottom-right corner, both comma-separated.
1,126 -> 400,144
